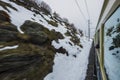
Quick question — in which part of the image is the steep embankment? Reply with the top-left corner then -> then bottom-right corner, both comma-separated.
0,0 -> 84,80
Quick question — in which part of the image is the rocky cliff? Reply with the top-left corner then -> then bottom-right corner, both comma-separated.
0,0 -> 83,80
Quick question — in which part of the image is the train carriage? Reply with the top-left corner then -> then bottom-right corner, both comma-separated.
94,0 -> 120,80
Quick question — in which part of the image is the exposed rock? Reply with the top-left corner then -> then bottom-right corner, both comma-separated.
0,10 -> 11,23
0,43 -> 55,80
47,20 -> 58,27
21,20 -> 45,32
26,31 -> 48,45
21,20 -> 64,45
0,29 -> 17,42
0,23 -> 18,32
20,20 -> 49,45
0,1 -> 17,12
0,12 -> 18,42
55,47 -> 69,56
0,19 -> 63,80
0,54 -> 42,74
65,28 -> 82,48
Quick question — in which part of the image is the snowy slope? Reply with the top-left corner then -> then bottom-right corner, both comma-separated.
45,38 -> 92,80
0,0 -> 67,34
0,0 -> 82,56
0,0 -> 92,80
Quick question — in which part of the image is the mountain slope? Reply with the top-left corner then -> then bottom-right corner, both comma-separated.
0,0 -> 91,80
45,40 -> 91,80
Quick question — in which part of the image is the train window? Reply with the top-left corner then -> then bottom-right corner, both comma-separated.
104,7 -> 120,80
97,30 -> 100,53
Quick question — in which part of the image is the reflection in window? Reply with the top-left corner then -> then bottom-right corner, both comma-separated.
104,7 -> 120,80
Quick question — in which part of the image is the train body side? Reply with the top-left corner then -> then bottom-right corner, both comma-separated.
94,0 -> 120,80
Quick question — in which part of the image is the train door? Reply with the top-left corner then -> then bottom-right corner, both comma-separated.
104,7 -> 120,80
95,30 -> 102,80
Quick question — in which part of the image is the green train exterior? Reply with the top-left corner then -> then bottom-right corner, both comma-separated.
94,0 -> 120,80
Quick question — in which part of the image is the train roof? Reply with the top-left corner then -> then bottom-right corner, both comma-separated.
96,0 -> 120,31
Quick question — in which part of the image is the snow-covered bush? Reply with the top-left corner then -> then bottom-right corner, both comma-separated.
62,18 -> 69,23
38,1 -> 52,14
53,12 -> 63,22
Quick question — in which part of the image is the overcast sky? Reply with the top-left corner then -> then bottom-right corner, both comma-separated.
43,0 -> 104,37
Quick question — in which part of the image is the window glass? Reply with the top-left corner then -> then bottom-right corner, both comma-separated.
104,7 -> 120,80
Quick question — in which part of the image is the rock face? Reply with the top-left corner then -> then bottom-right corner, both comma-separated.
0,17 -> 63,80
0,11 -> 18,42
0,0 -> 82,80
0,29 -> 17,42
0,43 -> 54,80
21,20 -> 49,45
0,10 -> 11,22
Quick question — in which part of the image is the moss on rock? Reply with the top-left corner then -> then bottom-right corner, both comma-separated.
0,19 -> 64,80
47,20 -> 58,27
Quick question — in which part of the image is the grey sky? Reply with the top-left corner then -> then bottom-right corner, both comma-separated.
43,0 -> 104,37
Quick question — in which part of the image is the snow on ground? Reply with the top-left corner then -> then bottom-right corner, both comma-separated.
44,38 -> 92,80
52,37 -> 81,55
1,0 -> 67,35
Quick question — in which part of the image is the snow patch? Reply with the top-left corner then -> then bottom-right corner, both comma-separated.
0,45 -> 18,51
45,39 -> 92,80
